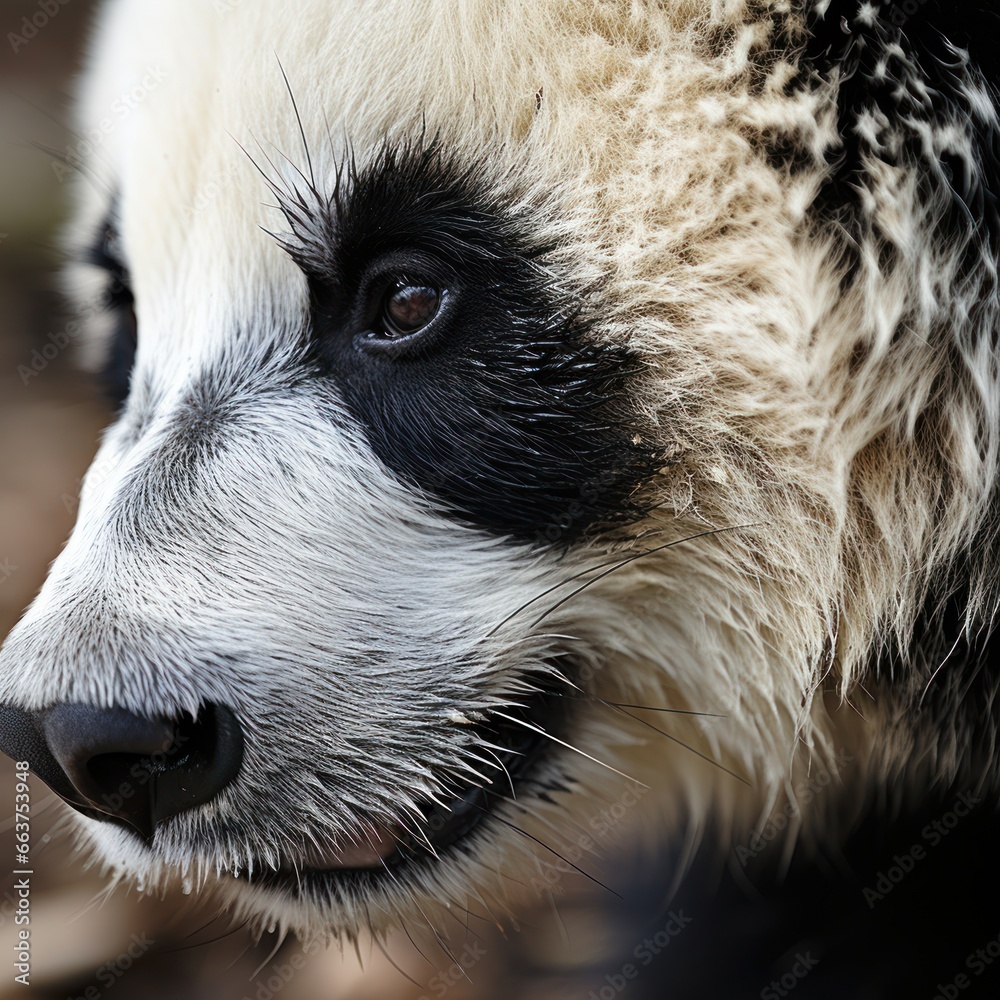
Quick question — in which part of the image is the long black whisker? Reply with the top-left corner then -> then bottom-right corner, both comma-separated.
609,703 -> 724,717
158,916 -> 252,954
484,532 -> 665,639
485,809 -> 621,899
595,697 -> 751,786
373,929 -> 426,988
530,523 -> 760,629
274,55 -> 315,190
567,693 -> 725,718
487,523 -> 756,639
368,849 -> 464,978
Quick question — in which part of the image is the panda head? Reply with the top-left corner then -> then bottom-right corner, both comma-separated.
0,0 -> 997,941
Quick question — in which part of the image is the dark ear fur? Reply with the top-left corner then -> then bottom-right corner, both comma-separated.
801,0 -> 1000,257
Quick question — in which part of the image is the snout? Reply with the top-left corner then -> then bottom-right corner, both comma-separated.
0,702 -> 244,841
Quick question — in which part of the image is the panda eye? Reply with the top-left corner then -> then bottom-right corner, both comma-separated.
104,273 -> 137,346
372,282 -> 444,340
86,219 -> 137,406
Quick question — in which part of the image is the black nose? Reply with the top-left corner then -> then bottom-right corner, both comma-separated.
0,702 -> 244,842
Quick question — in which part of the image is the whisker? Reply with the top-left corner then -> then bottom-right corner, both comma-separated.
159,916 -> 252,954
363,839 -> 460,975
594,697 -> 750,786
485,810 -> 621,899
476,745 -> 517,798
484,534 -> 670,638
488,522 -> 759,639
21,138 -> 111,196
274,55 -> 315,190
390,903 -> 434,976
394,811 -> 442,861
374,927 -> 427,987
490,711 -> 647,787
606,702 -> 725,717
496,788 -> 590,849
11,89 -> 113,195
562,689 -> 725,718
530,523 -> 760,629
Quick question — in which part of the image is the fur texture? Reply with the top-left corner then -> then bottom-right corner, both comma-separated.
0,0 -> 997,973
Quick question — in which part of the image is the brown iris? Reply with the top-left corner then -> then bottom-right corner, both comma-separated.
380,282 -> 442,338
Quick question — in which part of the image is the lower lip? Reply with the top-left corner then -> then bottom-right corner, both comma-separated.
297,823 -> 400,869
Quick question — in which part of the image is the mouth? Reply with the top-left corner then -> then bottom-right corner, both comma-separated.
240,682 -> 569,897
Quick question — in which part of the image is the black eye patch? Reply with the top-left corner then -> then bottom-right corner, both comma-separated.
85,217 -> 137,409
271,141 -> 655,544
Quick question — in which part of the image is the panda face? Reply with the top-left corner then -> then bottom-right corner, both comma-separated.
1,0 -> 998,943
0,0 -> 680,935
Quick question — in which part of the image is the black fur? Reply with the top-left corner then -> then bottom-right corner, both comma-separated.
88,216 -> 137,408
800,0 -> 1000,258
596,797 -> 1000,999
272,141 -> 655,543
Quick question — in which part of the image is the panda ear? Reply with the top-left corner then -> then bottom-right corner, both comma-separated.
797,0 -> 1000,258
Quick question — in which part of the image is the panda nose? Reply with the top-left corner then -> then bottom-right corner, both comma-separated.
0,702 -> 244,842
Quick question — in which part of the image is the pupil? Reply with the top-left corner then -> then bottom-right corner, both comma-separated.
384,284 -> 440,335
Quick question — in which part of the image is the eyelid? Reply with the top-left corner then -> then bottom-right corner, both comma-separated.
83,214 -> 130,280
356,246 -> 452,290
82,217 -> 134,312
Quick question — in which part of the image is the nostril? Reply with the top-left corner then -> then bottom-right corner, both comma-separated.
0,702 -> 244,842
43,705 -> 176,817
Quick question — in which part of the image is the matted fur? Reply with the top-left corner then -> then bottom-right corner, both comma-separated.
0,0 -> 997,954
